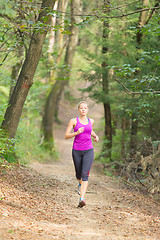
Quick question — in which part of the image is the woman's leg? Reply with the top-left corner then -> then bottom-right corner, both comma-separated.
80,181 -> 88,199
78,179 -> 82,185
80,149 -> 94,202
72,149 -> 82,180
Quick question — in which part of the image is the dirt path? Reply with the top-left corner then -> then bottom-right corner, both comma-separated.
0,100 -> 160,240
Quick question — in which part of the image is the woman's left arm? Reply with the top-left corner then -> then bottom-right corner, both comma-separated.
90,118 -> 99,142
91,130 -> 99,142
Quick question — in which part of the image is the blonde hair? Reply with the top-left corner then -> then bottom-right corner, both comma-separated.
77,100 -> 88,109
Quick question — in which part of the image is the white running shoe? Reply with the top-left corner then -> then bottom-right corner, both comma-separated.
77,184 -> 81,195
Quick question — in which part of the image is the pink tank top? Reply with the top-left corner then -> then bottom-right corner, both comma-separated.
73,117 -> 93,151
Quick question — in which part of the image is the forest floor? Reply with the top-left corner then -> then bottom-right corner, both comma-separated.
0,98 -> 160,240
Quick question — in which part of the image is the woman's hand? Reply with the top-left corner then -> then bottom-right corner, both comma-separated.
91,130 -> 99,142
77,127 -> 84,135
93,135 -> 99,142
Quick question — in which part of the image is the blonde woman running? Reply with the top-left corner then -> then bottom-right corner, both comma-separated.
65,101 -> 99,207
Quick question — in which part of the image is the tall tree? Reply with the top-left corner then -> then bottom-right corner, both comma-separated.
130,0 -> 154,156
101,1 -> 112,160
41,0 -> 81,151
1,0 -> 56,139
10,0 -> 26,98
48,0 -> 58,84
48,0 -> 69,83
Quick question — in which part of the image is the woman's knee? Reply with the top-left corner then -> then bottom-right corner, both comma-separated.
82,171 -> 89,181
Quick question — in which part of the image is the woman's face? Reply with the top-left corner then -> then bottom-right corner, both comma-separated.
78,103 -> 88,116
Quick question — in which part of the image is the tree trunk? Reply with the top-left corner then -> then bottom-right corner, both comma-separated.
101,1 -> 112,160
10,0 -> 25,98
55,0 -> 69,53
41,79 -> 62,150
46,0 -> 70,124
130,0 -> 150,156
10,61 -> 22,98
103,100 -> 112,160
130,115 -> 138,157
121,118 -> 126,159
48,0 -> 69,84
48,1 -> 58,84
1,0 -> 56,139
42,0 -> 81,150
137,0 -> 150,44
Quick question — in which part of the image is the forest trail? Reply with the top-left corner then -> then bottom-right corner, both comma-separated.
0,100 -> 160,240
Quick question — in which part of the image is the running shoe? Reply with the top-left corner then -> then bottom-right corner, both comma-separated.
77,184 -> 81,195
78,198 -> 86,208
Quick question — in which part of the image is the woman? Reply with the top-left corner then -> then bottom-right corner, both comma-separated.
65,101 -> 99,207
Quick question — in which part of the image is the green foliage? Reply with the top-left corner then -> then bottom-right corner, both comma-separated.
0,0 -> 73,68
112,129 -> 125,161
0,129 -> 18,163
104,169 -> 114,177
0,75 -> 15,162
0,0 -> 160,166
15,69 -> 59,163
77,0 -> 160,163
0,87 -> 9,122
16,118 -> 59,164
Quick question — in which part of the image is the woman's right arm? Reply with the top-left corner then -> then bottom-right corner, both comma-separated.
65,118 -> 78,139
65,118 -> 84,139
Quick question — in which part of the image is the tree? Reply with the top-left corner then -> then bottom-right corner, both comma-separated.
129,0 -> 159,156
1,0 -> 56,140
78,0 -> 160,161
101,1 -> 112,160
41,0 -> 81,151
48,0 -> 69,84
10,0 -> 26,98
1,0 -> 159,163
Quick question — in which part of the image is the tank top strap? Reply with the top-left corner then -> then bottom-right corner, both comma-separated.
76,117 -> 79,123
76,117 -> 90,125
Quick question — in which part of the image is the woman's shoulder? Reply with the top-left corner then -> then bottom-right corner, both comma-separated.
89,118 -> 94,125
69,117 -> 77,125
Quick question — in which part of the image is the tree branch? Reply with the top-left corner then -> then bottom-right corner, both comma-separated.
57,6 -> 160,19
115,78 -> 160,95
109,0 -> 141,10
145,2 -> 159,25
0,13 -> 15,23
0,51 -> 11,66
103,161 -> 126,168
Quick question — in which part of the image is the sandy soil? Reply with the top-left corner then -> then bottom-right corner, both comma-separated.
0,99 -> 160,240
